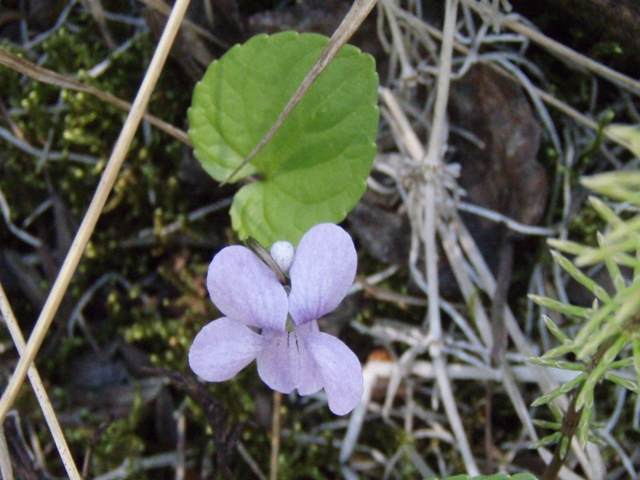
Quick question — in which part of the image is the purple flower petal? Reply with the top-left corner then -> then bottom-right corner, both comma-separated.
256,322 -> 323,395
207,246 -> 288,332
256,330 -> 297,393
189,318 -> 264,382
289,224 -> 357,325
294,321 -> 324,395
305,332 -> 363,415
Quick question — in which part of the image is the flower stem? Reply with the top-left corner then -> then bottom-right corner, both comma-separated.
269,391 -> 282,480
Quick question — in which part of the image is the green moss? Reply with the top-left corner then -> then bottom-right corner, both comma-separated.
93,407 -> 146,473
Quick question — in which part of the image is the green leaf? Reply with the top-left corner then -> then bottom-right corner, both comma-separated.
540,343 -> 577,360
605,372 -> 638,392
577,407 -> 592,447
525,356 -> 584,371
533,431 -> 561,449
532,419 -> 562,430
607,216 -> 640,243
528,294 -> 591,318
608,357 -> 634,369
575,237 -> 640,267
588,196 -> 622,228
605,124 -> 640,159
633,338 -> 640,394
582,170 -> 640,206
188,31 -> 379,246
546,238 -> 589,256
576,382 -> 595,412
613,272 -> 628,292
550,250 -> 611,303
600,233 -> 627,293
573,298 -> 618,351
530,373 -> 585,407
541,315 -> 571,344
578,283 -> 640,359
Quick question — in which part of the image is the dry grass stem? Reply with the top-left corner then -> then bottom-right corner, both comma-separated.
270,391 -> 282,480
0,185 -> 43,248
381,0 -> 481,474
237,442 -> 267,480
0,425 -> 12,480
416,0 -> 480,474
501,15 -> 640,96
0,125 -> 100,164
92,452 -> 185,480
391,4 -> 634,152
139,0 -> 230,49
0,50 -> 190,145
0,283 -> 82,479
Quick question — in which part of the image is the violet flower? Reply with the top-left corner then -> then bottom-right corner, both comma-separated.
189,223 -> 364,415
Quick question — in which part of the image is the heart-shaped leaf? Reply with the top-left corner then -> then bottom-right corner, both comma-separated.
188,31 -> 379,246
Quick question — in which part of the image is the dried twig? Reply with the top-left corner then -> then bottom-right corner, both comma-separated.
141,367 -> 242,477
269,392 -> 282,480
379,0 -> 481,472
0,424 -> 13,480
0,49 -> 190,145
82,416 -> 115,478
389,4 -> 633,152
0,283 -> 82,479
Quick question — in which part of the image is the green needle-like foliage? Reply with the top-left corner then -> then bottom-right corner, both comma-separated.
528,170 -> 640,478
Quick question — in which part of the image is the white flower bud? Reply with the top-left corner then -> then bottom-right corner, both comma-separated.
270,241 -> 294,274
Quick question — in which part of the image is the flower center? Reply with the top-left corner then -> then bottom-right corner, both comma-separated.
285,315 -> 295,332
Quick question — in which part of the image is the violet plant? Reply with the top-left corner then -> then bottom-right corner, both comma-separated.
186,29 -> 378,419
159,22 -> 382,478
188,223 -> 363,416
